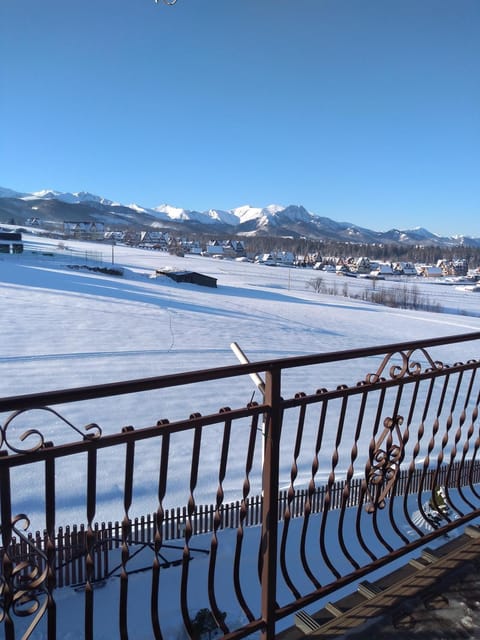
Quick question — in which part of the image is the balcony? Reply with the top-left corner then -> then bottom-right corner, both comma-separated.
1,332 -> 480,638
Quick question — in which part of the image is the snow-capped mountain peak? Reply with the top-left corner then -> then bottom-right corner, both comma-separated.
30,189 -> 62,199
127,203 -> 150,214
153,204 -> 191,219
204,208 -> 239,225
0,186 -> 478,247
231,204 -> 285,224
21,189 -> 115,206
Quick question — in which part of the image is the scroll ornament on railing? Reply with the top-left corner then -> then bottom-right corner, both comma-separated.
362,347 -> 445,385
365,415 -> 405,513
0,407 -> 102,454
0,514 -> 49,628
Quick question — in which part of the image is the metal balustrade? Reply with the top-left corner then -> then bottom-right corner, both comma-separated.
1,331 -> 480,639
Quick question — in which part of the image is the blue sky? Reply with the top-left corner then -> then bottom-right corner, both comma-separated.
1,0 -> 479,236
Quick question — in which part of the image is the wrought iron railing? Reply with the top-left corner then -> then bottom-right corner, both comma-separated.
1,331 -> 480,639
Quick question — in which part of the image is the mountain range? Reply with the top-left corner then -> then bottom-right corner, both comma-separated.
0,186 -> 478,247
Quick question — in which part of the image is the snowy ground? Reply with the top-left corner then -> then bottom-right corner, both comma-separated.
2,231 -> 480,637
3,233 -> 480,396
2,232 -> 480,521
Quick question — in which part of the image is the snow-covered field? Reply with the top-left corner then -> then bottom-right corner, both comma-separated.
2,232 -> 480,524
3,233 -> 480,395
2,231 -> 480,638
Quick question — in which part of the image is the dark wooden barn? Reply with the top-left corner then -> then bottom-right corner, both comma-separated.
157,270 -> 217,288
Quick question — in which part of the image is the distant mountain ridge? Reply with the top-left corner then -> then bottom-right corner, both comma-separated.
0,186 -> 478,247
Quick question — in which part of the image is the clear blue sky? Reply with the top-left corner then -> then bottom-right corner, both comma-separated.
1,0 -> 479,236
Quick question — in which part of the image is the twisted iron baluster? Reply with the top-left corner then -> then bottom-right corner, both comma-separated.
300,390 -> 328,590
44,447 -> 57,638
120,427 -> 135,639
0,460 -> 15,640
429,370 -> 463,520
319,392 -> 349,579
84,447 -> 97,640
355,388 -> 385,560
337,390 -> 368,570
180,414 -> 202,638
445,367 -> 477,512
151,420 -> 170,640
207,408 -> 231,634
279,393 -> 306,599
418,374 -> 450,528
467,385 -> 480,500
409,377 -> 436,529
233,406 -> 259,623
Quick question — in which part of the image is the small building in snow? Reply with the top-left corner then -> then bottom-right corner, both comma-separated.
255,253 -> 276,265
275,251 -> 295,266
437,259 -> 468,277
63,221 -> 104,239
370,262 -> 393,276
205,241 -> 224,257
353,257 -> 372,274
139,230 -> 169,249
0,231 -> 23,254
418,265 -> 443,278
392,261 -> 417,276
157,270 -> 217,288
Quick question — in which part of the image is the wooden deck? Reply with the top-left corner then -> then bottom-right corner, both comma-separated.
278,524 -> 480,639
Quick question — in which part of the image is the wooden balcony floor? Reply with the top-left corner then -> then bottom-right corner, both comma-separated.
279,524 -> 480,639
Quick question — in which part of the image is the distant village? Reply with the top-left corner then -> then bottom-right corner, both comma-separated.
98,227 -> 480,282
11,219 -> 480,283
101,226 -> 480,282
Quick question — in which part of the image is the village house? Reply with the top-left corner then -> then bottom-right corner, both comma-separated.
275,251 -> 295,265
204,240 -> 224,257
63,221 -> 105,240
369,261 -> 394,276
222,239 -> 246,258
417,264 -> 444,278
352,256 -> 372,274
392,261 -> 417,275
437,258 -> 468,277
104,230 -> 125,242
255,253 -> 276,265
201,239 -> 246,259
183,240 -> 202,255
138,230 -> 169,249
335,262 -> 350,275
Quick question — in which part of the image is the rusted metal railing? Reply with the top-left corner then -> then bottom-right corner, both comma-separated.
1,331 -> 480,639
